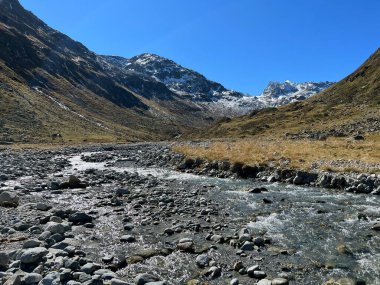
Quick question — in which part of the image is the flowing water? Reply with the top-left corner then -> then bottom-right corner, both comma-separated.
57,153 -> 380,284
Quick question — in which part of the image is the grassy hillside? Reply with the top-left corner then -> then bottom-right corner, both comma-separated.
176,49 -> 380,173
191,48 -> 379,140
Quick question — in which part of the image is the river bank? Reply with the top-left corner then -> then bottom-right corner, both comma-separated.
0,143 -> 379,285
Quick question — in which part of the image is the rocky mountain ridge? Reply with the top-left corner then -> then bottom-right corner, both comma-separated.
100,53 -> 333,115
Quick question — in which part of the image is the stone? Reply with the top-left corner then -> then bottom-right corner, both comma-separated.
134,273 -> 159,285
115,188 -> 130,195
120,235 -> 136,243
68,212 -> 93,224
4,275 -> 22,285
233,261 -> 244,271
0,191 -> 19,207
20,247 -> 48,264
272,278 -> 289,285
210,235 -> 224,243
230,278 -> 239,285
240,241 -> 254,251
253,237 -> 265,247
177,238 -> 194,252
206,266 -> 221,279
81,263 -> 102,274
23,240 -> 42,249
336,244 -> 352,254
239,233 -> 252,243
163,228 -> 174,235
195,254 -> 210,268
68,175 -> 86,189
45,222 -> 65,234
110,279 -> 132,285
247,265 -> 260,277
23,273 -> 43,284
37,272 -> 59,285
36,203 -> 52,211
371,223 -> 380,231
253,271 -> 267,279
0,252 -> 10,268
257,280 -> 272,285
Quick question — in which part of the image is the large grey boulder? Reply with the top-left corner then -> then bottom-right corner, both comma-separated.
0,191 -> 19,207
20,247 -> 48,264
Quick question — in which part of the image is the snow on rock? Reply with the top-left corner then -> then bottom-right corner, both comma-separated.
98,53 -> 333,117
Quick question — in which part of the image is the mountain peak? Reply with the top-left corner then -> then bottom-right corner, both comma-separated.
258,80 -> 335,106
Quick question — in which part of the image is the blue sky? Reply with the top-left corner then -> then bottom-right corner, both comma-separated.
20,0 -> 380,95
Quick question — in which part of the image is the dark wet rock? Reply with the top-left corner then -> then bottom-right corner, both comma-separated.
233,261 -> 244,271
134,273 -> 160,285
23,240 -> 42,249
205,266 -> 222,279
49,181 -> 61,190
0,191 -> 19,207
163,228 -> 174,235
115,188 -> 130,195
353,135 -> 365,141
248,187 -> 268,194
0,252 -> 10,268
263,198 -> 273,204
372,223 -> 380,231
68,212 -> 94,224
316,174 -> 332,188
240,241 -> 254,251
123,223 -> 134,231
60,175 -> 87,189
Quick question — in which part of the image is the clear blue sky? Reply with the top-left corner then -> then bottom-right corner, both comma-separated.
20,0 -> 380,95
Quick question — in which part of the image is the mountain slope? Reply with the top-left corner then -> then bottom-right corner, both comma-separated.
195,48 -> 380,139
0,0 -> 335,143
0,0 -> 232,143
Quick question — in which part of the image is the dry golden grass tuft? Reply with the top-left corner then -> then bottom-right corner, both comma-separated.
173,133 -> 380,173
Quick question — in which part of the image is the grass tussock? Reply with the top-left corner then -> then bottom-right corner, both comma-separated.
173,133 -> 380,173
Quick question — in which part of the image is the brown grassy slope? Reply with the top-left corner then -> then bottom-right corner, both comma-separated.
0,61 -> 182,143
191,48 -> 380,139
174,133 -> 380,173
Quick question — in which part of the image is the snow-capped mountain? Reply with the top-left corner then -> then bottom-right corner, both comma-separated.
100,53 -> 333,115
99,53 -> 263,115
257,80 -> 334,107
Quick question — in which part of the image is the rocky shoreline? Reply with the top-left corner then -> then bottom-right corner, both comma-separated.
0,143 -> 379,285
175,154 -> 380,196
